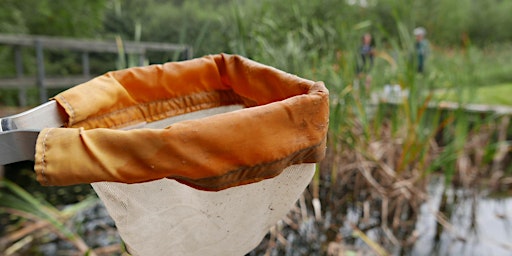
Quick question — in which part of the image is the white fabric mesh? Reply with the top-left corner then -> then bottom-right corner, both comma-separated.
91,106 -> 316,255
92,164 -> 314,256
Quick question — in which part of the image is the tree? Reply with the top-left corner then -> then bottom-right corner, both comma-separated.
0,0 -> 106,37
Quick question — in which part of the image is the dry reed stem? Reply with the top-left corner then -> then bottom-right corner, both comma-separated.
0,220 -> 49,247
351,223 -> 390,256
264,226 -> 277,256
381,225 -> 400,247
431,209 -> 466,242
93,244 -> 123,255
299,194 -> 309,222
4,235 -> 34,256
282,215 -> 299,230
1,208 -> 95,256
492,117 -> 510,174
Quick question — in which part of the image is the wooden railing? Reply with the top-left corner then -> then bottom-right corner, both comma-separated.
0,34 -> 193,106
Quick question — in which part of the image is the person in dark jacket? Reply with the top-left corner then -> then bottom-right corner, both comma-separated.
356,33 -> 375,93
414,27 -> 429,73
356,33 -> 375,75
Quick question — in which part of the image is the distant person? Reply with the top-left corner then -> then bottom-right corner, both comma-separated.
356,33 -> 375,75
356,33 -> 375,92
414,27 -> 429,73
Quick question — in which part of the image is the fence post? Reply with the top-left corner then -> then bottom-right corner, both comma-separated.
14,46 -> 27,107
35,39 -> 47,103
138,51 -> 146,66
186,47 -> 193,60
82,52 -> 90,79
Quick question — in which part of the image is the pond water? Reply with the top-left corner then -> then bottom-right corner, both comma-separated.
411,176 -> 512,256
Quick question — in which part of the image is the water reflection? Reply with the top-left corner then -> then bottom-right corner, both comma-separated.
412,176 -> 512,255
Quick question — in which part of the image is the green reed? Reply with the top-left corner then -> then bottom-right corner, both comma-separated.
0,179 -> 98,255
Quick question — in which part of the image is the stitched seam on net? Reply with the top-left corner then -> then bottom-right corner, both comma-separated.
58,95 -> 75,126
73,90 -> 244,129
100,100 -> 231,130
102,90 -> 239,122
40,128 -> 53,186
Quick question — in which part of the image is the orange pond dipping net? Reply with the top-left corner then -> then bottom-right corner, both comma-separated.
13,54 -> 329,255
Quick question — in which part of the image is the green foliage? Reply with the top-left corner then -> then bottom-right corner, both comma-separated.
0,0 -> 107,37
436,83 -> 512,106
0,179 -> 98,254
1,0 -> 512,54
101,0 -> 233,59
0,0 -> 511,80
0,1 -> 29,34
467,1 -> 512,45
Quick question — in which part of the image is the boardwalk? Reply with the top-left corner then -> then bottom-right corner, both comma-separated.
0,34 -> 192,106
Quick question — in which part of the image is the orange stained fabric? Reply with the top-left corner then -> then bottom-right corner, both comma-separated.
33,53 -> 329,191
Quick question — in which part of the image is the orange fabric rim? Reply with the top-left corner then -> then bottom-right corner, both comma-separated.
34,53 -> 329,191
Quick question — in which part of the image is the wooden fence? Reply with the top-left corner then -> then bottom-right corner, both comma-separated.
0,34 -> 193,106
